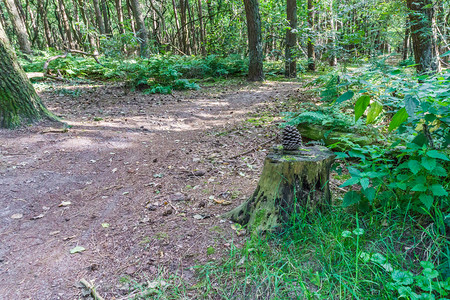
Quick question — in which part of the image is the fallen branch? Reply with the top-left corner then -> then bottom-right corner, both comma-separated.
80,278 -> 105,300
229,136 -> 277,159
43,49 -> 102,80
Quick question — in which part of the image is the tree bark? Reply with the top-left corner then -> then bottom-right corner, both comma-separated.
101,0 -> 111,36
92,0 -> 105,34
328,1 -> 337,66
307,0 -> 315,71
224,146 -> 335,233
179,0 -> 189,54
285,0 -> 297,78
57,0 -> 74,48
0,21 -> 57,128
197,0 -> 206,56
130,0 -> 149,57
402,18 -> 410,60
2,0 -> 32,53
243,0 -> 264,81
37,0 -> 52,47
406,0 -> 441,74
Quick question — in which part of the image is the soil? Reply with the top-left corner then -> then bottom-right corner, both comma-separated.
0,79 -> 304,299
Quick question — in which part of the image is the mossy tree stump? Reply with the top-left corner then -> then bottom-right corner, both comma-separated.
224,145 -> 335,233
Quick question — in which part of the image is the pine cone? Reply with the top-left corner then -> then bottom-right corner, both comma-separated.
282,125 -> 302,150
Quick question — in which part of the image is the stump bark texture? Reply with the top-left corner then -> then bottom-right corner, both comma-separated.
225,145 -> 335,233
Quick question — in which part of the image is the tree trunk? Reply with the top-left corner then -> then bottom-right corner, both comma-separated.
406,0 -> 441,74
77,0 -> 97,52
402,18 -> 410,60
130,0 -> 149,57
57,0 -> 74,48
307,0 -> 315,71
224,146 -> 335,233
93,0 -> 105,34
115,0 -> 127,53
179,0 -> 189,54
284,0 -> 297,78
328,1 -> 337,66
197,0 -> 206,56
243,0 -> 264,81
3,0 -> 32,53
101,0 -> 111,36
38,0 -> 52,47
0,21 -> 56,128
171,0 -> 182,50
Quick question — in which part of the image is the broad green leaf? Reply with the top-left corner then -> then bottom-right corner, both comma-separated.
408,160 -> 422,174
419,194 -> 434,210
363,187 -> 376,202
341,230 -> 352,238
396,182 -> 407,190
430,184 -> 448,196
420,261 -> 434,269
360,178 -> 370,190
336,90 -> 354,104
392,270 -> 414,285
388,107 -> 408,132
433,166 -> 447,177
366,101 -> 383,124
404,95 -> 419,117
426,150 -> 449,161
421,156 -> 436,171
340,177 -> 360,187
355,95 -> 370,121
411,183 -> 427,192
423,268 -> 439,279
342,191 -> 361,207
371,253 -> 386,264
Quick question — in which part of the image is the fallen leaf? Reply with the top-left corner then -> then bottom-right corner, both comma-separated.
11,213 -> 23,219
112,168 -> 118,173
193,214 -> 205,220
58,201 -> 71,207
49,231 -> 60,236
214,198 -> 232,205
101,223 -> 110,228
70,246 -> 86,254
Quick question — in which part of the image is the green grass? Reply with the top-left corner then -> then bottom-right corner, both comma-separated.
192,206 -> 449,299
121,205 -> 449,299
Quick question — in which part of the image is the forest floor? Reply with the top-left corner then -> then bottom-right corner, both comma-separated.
0,79 -> 308,299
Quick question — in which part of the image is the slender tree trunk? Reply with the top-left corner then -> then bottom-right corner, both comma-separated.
130,0 -> 149,57
115,0 -> 127,53
93,0 -> 105,34
0,21 -> 56,128
171,0 -> 182,50
285,0 -> 297,77
101,0 -> 111,35
402,18 -> 410,60
197,0 -> 206,56
126,0 -> 136,34
307,0 -> 315,71
406,0 -> 441,74
57,0 -> 74,48
179,0 -> 189,54
77,0 -> 97,51
3,0 -> 32,53
328,1 -> 337,66
243,0 -> 264,81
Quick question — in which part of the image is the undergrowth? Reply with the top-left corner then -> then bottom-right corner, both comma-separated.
193,207 -> 450,300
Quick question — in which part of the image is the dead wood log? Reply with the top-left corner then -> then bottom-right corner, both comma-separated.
224,145 -> 335,234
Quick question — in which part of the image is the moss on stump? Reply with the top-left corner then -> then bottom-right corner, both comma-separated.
224,145 -> 335,234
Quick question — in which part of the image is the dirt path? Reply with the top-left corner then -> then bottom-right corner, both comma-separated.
0,80 -> 303,299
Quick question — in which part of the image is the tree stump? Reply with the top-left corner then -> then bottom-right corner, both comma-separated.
224,145 -> 335,233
